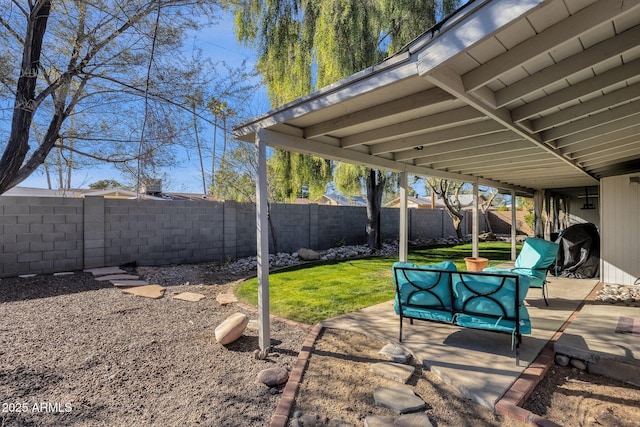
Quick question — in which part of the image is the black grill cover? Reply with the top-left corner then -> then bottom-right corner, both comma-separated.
555,223 -> 600,279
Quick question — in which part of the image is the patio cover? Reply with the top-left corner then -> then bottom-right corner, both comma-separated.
234,0 -> 640,350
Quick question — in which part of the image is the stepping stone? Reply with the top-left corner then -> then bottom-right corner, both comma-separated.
216,293 -> 238,305
373,384 -> 426,414
84,266 -> 126,276
396,413 -> 432,427
53,272 -> 74,276
173,292 -> 206,302
121,285 -> 165,299
94,274 -> 139,282
379,343 -> 412,363
365,413 -> 432,427
111,280 -> 149,287
364,416 -> 396,427
370,362 -> 415,384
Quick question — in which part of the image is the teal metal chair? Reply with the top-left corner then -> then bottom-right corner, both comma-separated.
484,237 -> 560,305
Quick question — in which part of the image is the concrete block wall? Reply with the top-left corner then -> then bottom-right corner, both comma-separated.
411,209 -> 457,240
0,196 -> 83,277
0,196 -> 470,277
103,199 -> 226,267
317,205 -> 367,248
270,203 -> 311,253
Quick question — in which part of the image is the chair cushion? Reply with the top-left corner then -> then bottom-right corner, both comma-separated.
452,272 -> 529,323
393,261 -> 457,312
454,313 -> 531,334
514,238 -> 560,272
482,267 -> 539,289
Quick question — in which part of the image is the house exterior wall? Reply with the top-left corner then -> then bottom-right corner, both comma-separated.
601,174 -> 640,286
0,197 -> 469,277
565,186 -> 600,227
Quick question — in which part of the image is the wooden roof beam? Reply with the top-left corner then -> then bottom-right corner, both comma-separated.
370,120 -> 504,156
303,87 -> 454,139
393,132 -> 522,162
531,81 -> 640,132
541,102 -> 640,142
511,57 -> 640,122
462,0 -> 638,92
495,23 -> 640,108
341,106 -> 482,148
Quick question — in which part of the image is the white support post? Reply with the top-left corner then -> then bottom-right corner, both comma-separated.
399,172 -> 408,262
256,129 -> 270,352
511,189 -> 517,261
472,180 -> 479,257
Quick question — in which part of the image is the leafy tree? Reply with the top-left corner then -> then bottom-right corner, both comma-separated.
89,179 -> 127,190
0,0 -> 250,194
424,178 -> 465,238
230,0 -> 459,249
480,187 -> 498,234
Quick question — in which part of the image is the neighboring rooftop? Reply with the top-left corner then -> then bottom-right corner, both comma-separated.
1,186 -> 212,201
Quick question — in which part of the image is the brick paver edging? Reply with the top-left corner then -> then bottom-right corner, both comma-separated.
270,324 -> 324,427
495,281 -> 603,426
234,302 -> 319,427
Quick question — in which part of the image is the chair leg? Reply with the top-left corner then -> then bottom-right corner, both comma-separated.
542,283 -> 549,306
399,317 -> 403,342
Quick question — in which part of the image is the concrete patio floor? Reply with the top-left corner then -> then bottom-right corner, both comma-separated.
320,276 -> 639,410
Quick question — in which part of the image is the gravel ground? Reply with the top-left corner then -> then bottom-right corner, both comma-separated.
2,259 -> 639,427
0,266 -> 307,427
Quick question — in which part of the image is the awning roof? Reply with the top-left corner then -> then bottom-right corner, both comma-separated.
235,0 -> 640,196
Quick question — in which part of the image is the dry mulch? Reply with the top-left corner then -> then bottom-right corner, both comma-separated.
0,267 -> 307,426
1,262 -> 639,427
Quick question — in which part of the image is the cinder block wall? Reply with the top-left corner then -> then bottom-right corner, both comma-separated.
0,196 -> 469,277
103,199 -> 226,267
0,197 -> 83,277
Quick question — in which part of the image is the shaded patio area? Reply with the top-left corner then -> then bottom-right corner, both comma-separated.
320,276 -> 627,411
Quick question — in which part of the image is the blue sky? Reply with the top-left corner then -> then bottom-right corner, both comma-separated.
19,12 -> 269,193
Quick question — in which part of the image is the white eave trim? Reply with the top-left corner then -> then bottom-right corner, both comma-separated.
235,52 -> 416,139
416,0 -> 545,75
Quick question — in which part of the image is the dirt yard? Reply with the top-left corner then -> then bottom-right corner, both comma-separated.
1,261 -> 639,426
0,268 -> 306,426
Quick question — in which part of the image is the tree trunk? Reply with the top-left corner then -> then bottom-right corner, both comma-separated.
365,169 -> 385,250
0,1 -> 52,194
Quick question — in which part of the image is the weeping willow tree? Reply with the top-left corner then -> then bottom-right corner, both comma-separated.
231,0 -> 460,248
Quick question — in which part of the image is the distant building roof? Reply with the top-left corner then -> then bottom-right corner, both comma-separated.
385,194 -> 484,209
317,193 -> 367,207
2,186 -> 211,201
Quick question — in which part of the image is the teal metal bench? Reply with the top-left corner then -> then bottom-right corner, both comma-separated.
392,261 -> 531,364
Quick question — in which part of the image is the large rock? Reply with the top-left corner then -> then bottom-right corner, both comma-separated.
215,312 -> 249,345
298,248 -> 320,261
257,367 -> 289,386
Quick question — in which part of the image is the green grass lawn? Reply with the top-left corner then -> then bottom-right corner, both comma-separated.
235,241 -> 520,324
